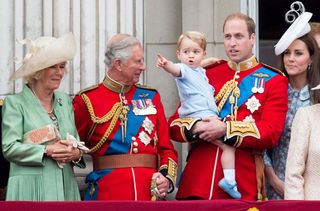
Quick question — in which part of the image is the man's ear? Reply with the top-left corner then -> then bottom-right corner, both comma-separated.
113,59 -> 122,71
250,33 -> 256,44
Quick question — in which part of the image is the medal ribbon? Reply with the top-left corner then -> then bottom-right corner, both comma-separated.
219,67 -> 277,119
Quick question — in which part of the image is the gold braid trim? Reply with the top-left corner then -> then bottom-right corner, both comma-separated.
89,107 -> 122,153
80,93 -> 123,154
215,80 -> 237,112
81,93 -> 121,124
167,158 -> 178,186
215,80 -> 234,102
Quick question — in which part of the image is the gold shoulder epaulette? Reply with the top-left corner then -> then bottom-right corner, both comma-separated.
135,83 -> 157,91
0,99 -> 3,106
261,63 -> 285,76
77,84 -> 99,96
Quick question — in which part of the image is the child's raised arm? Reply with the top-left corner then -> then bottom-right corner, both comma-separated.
156,54 -> 181,77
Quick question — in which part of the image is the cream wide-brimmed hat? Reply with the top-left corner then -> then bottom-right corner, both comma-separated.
10,32 -> 76,80
274,12 -> 313,56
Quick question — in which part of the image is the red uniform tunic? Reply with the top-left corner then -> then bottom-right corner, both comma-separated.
73,77 -> 178,200
169,57 -> 288,200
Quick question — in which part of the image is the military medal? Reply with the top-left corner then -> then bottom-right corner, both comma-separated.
251,72 -> 269,94
251,78 -> 258,93
132,98 -> 157,115
145,99 -> 157,114
142,117 -> 154,134
257,78 -> 265,93
132,100 -> 139,115
139,131 -> 151,146
245,96 -> 261,113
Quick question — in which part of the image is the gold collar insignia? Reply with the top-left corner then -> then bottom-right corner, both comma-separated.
228,56 -> 259,72
103,74 -> 131,93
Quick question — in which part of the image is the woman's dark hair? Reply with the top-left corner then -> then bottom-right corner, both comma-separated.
279,33 -> 320,104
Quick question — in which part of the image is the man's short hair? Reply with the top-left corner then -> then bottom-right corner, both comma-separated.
223,12 -> 256,36
104,34 -> 142,68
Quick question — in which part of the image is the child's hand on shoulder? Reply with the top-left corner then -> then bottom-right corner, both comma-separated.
201,57 -> 221,68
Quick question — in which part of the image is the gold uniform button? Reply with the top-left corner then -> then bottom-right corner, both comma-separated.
133,148 -> 138,153
132,137 -> 136,141
133,141 -> 138,147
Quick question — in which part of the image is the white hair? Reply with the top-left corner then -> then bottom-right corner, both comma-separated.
104,35 -> 141,68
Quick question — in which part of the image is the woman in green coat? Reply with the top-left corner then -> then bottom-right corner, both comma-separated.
2,32 -> 85,201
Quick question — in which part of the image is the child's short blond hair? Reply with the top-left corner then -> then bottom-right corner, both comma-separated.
177,31 -> 207,51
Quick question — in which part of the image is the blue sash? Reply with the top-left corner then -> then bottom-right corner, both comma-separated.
219,67 -> 277,119
84,87 -> 156,200
104,88 -> 156,155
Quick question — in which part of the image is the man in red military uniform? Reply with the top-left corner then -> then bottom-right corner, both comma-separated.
169,13 -> 288,201
73,34 -> 178,201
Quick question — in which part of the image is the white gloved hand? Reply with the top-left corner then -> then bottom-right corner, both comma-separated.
67,133 -> 90,153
